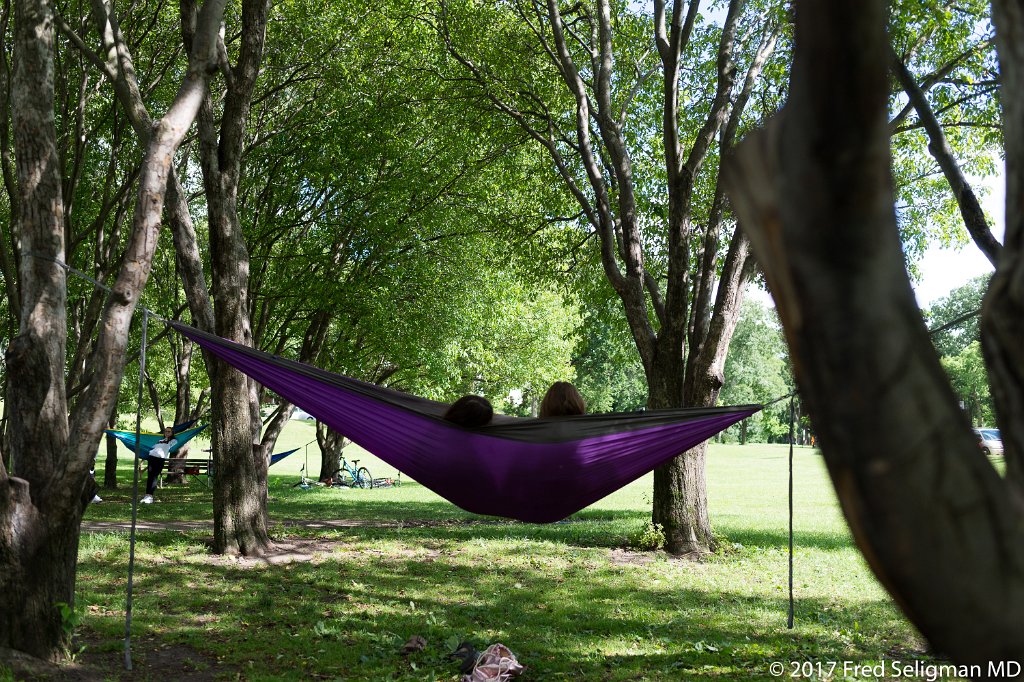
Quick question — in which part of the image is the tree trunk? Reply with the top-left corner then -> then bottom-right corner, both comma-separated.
103,413 -> 118,489
316,423 -> 346,482
173,336 -> 193,425
184,0 -> 273,556
440,0 -> 761,556
211,369 -> 268,553
207,173 -> 267,552
985,0 -> 1024,495
0,482 -> 81,660
1,0 -> 225,660
0,0 -> 74,659
652,444 -> 713,554
725,0 -> 1024,663
163,335 -> 194,485
648,345 -> 713,554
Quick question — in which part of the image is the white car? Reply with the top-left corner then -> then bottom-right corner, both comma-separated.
973,428 -> 1003,457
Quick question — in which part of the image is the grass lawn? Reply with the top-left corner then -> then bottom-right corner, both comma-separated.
61,420 -> 960,681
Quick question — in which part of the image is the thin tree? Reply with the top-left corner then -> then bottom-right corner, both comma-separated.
178,0 -> 274,555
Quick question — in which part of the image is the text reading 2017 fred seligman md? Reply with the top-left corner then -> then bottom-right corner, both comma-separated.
769,659 -> 1022,680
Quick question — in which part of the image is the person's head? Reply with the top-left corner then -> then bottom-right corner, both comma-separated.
163,426 -> 174,439
539,381 -> 586,418
443,395 -> 494,428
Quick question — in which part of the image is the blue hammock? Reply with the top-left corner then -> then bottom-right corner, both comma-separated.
107,424 -> 298,468
105,424 -> 208,460
270,448 -> 299,466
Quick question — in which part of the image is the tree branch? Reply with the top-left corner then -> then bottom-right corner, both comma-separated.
890,45 -> 1001,266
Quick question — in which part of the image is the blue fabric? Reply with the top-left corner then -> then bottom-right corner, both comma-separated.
270,448 -> 299,466
105,425 -> 208,459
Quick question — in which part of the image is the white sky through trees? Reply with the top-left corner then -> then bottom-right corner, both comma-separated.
748,168 -> 1004,310
912,169 -> 1004,307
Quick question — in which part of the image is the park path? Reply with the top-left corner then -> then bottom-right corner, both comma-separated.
78,517 -> 657,567
80,518 -> 495,566
81,517 -> 506,533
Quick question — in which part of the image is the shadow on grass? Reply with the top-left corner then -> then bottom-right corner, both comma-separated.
84,480 -> 853,553
75,530 -> 924,682
717,527 -> 852,552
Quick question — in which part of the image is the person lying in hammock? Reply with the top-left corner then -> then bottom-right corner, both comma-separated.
443,394 -> 494,427
444,383 -> 585,427
539,381 -> 586,418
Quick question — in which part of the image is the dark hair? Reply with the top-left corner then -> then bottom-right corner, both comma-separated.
443,395 -> 494,428
539,381 -> 586,418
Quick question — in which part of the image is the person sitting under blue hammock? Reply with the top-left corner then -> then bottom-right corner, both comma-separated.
141,427 -> 177,504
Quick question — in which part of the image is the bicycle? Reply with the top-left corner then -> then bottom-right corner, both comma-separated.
330,455 -> 373,489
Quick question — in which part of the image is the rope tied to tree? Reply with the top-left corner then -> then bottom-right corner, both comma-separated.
23,251 -> 168,323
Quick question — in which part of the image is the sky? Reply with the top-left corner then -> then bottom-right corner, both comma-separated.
685,1 -> 1003,311
910,171 -> 1003,308
748,169 -> 1004,311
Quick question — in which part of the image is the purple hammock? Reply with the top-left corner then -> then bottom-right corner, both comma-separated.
172,322 -> 760,523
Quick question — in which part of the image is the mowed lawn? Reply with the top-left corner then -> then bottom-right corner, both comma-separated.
71,419 -> 954,681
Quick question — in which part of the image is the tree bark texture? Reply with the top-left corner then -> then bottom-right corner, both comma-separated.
317,423 -> 347,482
986,0 -> 1024,495
1,0 -> 76,658
725,0 -> 1024,663
0,0 -> 225,660
0,0 -> 22,329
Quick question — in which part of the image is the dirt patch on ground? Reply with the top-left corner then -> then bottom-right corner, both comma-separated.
607,547 -> 706,566
3,636 -> 232,681
607,548 -> 661,566
81,518 -> 489,567
199,536 -> 344,566
82,517 -> 509,534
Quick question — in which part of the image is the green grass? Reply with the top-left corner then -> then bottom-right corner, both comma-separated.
76,423 -> 955,680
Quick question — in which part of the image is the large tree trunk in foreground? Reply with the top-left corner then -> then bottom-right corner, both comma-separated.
725,0 -> 1024,663
1,0 -> 75,656
0,0 -> 225,660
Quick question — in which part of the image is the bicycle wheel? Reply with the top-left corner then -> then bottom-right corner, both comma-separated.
356,467 -> 373,489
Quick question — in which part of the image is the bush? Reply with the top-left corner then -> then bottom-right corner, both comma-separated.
628,521 -> 665,551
